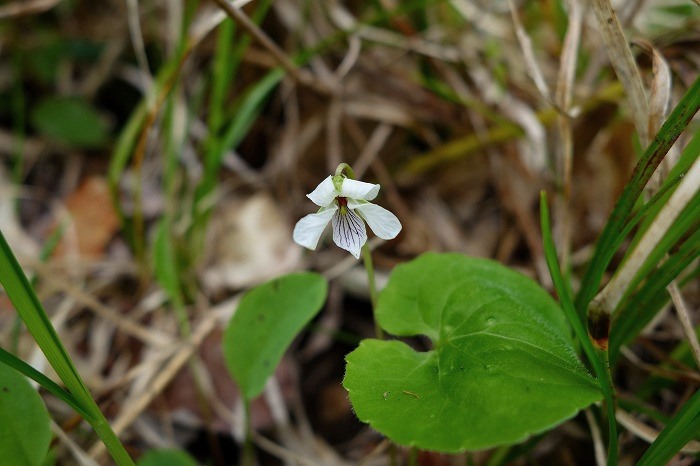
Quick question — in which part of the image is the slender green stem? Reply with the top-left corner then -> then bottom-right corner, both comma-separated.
335,162 -> 356,179
242,399 -> 255,466
407,446 -> 419,466
539,192 -> 617,465
598,348 -> 618,464
485,445 -> 511,466
361,243 -> 383,339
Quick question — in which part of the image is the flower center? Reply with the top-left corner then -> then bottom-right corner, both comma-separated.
336,196 -> 348,215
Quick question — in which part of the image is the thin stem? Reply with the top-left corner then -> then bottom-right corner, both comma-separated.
335,162 -> 356,179
209,0 -> 329,95
540,192 -> 617,465
242,399 -> 255,466
598,348 -> 619,466
407,446 -> 419,466
361,243 -> 383,339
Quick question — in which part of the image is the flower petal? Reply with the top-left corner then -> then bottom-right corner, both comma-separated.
332,208 -> 367,259
293,207 -> 337,250
339,178 -> 380,201
306,176 -> 337,207
352,202 -> 402,240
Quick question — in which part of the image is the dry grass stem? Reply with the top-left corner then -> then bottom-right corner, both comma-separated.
88,297 -> 237,460
210,0 -> 331,95
553,0 -> 584,270
125,0 -> 153,92
584,408 -> 607,466
353,124 -> 393,178
667,282 -> 700,369
188,0 -> 254,44
508,0 -> 552,102
591,0 -> 649,143
0,0 -> 59,19
616,409 -> 700,454
51,420 -> 100,466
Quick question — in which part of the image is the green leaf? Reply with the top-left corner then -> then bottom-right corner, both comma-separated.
137,449 -> 198,466
0,364 -> 51,466
344,253 -> 601,452
30,96 -> 109,148
223,273 -> 327,400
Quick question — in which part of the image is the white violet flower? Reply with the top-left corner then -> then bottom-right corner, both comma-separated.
293,175 -> 402,259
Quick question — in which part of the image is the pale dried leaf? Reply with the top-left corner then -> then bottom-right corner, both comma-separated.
591,0 -> 649,143
202,194 -> 301,292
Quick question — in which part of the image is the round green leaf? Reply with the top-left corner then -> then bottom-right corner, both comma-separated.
223,273 -> 327,400
0,364 -> 51,465
137,449 -> 198,466
30,96 -> 109,148
344,253 -> 601,452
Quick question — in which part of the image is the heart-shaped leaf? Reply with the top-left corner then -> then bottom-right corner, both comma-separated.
344,253 -> 601,452
223,273 -> 327,400
0,364 -> 51,465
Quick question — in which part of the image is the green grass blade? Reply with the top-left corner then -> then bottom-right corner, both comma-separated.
636,389 -> 700,466
0,230 -> 94,409
610,227 -> 700,361
0,347 -> 94,422
0,229 -> 134,465
539,192 -> 617,465
627,127 -> 700,255
616,191 -> 700,306
193,68 -> 284,224
575,76 -> 700,320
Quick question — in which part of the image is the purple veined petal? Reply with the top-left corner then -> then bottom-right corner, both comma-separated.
352,202 -> 402,240
339,178 -> 380,201
292,206 -> 337,250
331,208 -> 367,259
306,176 -> 338,207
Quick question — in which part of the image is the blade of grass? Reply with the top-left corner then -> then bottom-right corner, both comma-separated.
590,159 -> 700,318
0,229 -> 134,465
191,68 -> 284,237
191,0 -> 274,245
0,347 -> 94,422
575,75 -> 700,321
540,192 -> 618,466
626,126 -> 700,256
11,221 -> 66,353
636,389 -> 700,466
610,226 -> 700,361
